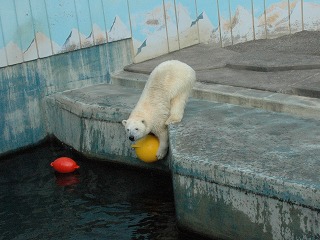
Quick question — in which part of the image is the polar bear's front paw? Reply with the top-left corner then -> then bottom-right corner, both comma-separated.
165,115 -> 182,126
156,148 -> 168,160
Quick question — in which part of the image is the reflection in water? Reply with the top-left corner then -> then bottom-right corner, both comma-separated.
55,172 -> 80,187
0,141 -> 199,240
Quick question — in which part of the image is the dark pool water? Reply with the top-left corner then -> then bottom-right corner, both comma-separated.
0,140 -> 196,240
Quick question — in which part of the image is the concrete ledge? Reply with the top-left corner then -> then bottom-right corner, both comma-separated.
45,84 -> 170,172
111,71 -> 147,89
170,99 -> 320,209
226,50 -> 320,72
169,99 -> 320,239
193,82 -> 320,120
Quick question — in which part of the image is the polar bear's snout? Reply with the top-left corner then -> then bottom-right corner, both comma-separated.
122,119 -> 147,142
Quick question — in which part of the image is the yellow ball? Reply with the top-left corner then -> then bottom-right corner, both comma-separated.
131,134 -> 159,163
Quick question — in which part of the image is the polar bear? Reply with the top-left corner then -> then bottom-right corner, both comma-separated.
122,60 -> 196,160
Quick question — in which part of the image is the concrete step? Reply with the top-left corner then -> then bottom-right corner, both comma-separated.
112,70 -> 320,121
226,50 -> 320,72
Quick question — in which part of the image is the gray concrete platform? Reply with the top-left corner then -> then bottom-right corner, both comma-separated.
171,99 -> 320,210
171,99 -> 320,239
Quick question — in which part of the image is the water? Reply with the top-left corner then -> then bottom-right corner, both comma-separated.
0,140 -> 197,240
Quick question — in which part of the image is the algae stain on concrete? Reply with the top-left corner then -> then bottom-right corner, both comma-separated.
174,174 -> 319,239
82,119 -> 134,158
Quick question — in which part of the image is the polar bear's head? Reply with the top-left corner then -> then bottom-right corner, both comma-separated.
122,118 -> 148,142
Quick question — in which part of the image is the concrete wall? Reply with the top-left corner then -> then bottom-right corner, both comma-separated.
0,0 -> 131,66
0,39 -> 132,156
1,1 -> 320,65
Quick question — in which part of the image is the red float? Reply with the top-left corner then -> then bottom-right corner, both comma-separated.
50,157 -> 80,173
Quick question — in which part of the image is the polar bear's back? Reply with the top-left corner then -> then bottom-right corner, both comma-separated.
132,60 -> 196,122
143,60 -> 196,99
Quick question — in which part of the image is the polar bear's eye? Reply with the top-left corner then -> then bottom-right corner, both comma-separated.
135,128 -> 139,131
127,129 -> 129,132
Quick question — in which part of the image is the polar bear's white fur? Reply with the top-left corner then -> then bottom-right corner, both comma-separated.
122,60 -> 196,160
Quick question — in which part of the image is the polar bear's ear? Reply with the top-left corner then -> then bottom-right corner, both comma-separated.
122,120 -> 127,126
